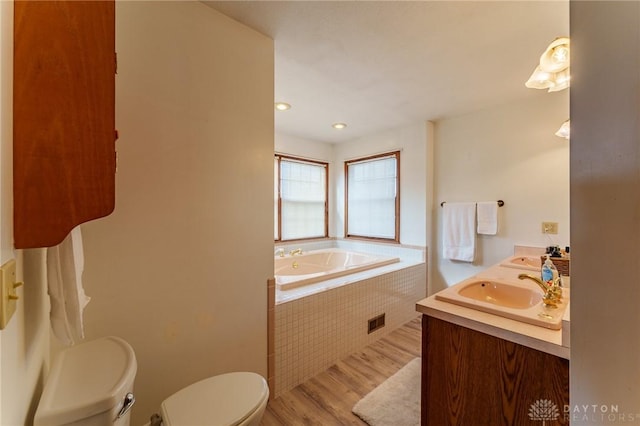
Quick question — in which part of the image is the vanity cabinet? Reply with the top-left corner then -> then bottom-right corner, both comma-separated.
421,315 -> 569,425
13,0 -> 116,248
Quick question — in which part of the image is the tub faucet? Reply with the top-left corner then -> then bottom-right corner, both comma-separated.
290,248 -> 303,256
518,273 -> 563,307
274,248 -> 285,257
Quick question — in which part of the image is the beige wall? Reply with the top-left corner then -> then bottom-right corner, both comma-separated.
2,2 -> 273,424
570,1 -> 640,420
4,1 -> 639,424
432,92 -> 570,293
1,2 -> 273,425
0,1 -> 52,424
78,3 -> 273,424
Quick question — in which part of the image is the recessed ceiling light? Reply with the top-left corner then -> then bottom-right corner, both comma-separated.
275,102 -> 291,111
332,123 -> 347,130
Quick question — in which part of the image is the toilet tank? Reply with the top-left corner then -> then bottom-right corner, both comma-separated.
34,336 -> 137,426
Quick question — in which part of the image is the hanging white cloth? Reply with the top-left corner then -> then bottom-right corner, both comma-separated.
477,201 -> 499,235
46,226 -> 91,345
442,202 -> 476,262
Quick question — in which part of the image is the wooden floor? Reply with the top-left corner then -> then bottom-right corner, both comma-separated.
261,316 -> 422,425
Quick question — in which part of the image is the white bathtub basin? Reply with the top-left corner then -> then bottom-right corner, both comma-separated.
275,248 -> 400,290
435,278 -> 567,329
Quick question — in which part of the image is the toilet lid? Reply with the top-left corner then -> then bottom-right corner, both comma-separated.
161,372 -> 269,426
34,336 -> 137,426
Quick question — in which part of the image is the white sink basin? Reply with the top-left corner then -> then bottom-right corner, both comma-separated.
435,278 -> 567,329
457,280 -> 542,309
499,255 -> 541,272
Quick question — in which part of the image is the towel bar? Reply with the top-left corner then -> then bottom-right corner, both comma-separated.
440,200 -> 504,207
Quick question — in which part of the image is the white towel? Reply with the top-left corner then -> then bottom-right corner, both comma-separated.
477,201 -> 499,235
442,202 -> 476,262
46,226 -> 91,346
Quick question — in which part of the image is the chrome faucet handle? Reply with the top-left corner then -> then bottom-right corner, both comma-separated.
115,393 -> 135,420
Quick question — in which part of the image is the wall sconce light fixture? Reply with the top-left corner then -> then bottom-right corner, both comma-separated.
525,37 -> 570,92
555,119 -> 570,140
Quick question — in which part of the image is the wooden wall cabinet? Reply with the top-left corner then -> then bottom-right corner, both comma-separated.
421,315 -> 569,425
13,0 -> 116,248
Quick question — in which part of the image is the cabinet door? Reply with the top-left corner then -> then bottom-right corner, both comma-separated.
14,0 -> 116,248
422,315 -> 569,425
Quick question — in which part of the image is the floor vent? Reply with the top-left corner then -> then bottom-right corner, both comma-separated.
368,313 -> 386,334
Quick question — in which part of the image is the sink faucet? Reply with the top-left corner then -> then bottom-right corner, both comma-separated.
274,248 -> 285,257
518,273 -> 563,307
289,248 -> 303,256
517,273 -> 548,292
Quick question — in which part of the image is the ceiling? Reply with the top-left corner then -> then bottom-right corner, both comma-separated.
205,1 -> 569,143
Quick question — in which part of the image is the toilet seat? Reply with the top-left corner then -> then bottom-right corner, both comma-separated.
160,372 -> 269,426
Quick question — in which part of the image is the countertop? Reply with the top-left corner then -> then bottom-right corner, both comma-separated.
416,260 -> 570,360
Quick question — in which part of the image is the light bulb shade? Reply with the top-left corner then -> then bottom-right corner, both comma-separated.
547,68 -> 571,92
525,66 -> 554,89
555,119 -> 570,139
539,37 -> 570,73
525,37 -> 570,91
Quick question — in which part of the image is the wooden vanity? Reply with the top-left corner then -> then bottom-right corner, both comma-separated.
417,262 -> 570,425
420,315 -> 568,425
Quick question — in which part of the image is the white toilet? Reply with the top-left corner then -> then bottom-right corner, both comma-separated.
156,372 -> 269,426
34,336 -> 269,426
34,336 -> 138,426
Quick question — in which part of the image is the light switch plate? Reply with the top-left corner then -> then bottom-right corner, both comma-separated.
0,259 -> 18,330
542,222 -> 559,234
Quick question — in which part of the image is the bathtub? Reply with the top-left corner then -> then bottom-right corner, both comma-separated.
275,248 -> 400,290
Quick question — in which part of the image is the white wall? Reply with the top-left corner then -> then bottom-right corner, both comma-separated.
570,1 -> 640,421
80,3 -> 273,425
276,132 -> 333,161
0,1 -> 52,424
432,92 -> 570,292
332,122 -> 433,247
276,123 -> 432,249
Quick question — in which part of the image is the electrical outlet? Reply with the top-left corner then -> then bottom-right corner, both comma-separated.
542,222 -> 558,234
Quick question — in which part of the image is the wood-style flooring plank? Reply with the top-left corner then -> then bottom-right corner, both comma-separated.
261,316 -> 422,425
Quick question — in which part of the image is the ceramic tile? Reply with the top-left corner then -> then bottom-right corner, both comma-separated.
273,261 -> 426,397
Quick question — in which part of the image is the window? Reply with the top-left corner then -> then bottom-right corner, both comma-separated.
275,155 -> 328,241
345,151 -> 400,242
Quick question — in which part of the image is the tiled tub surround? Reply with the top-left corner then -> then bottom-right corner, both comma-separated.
273,240 -> 426,397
